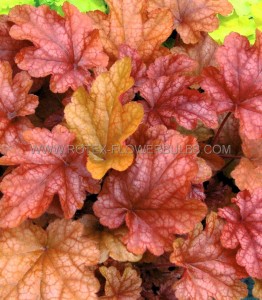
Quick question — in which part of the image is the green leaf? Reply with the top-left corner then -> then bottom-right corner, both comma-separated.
38,0 -> 106,14
0,0 -> 107,15
229,0 -> 259,16
252,2 -> 262,30
0,0 -> 34,14
210,11 -> 256,44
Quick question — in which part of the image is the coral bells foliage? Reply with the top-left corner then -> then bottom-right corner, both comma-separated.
1,0 -> 262,298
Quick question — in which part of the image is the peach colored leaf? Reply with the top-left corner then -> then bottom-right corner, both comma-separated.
253,279 -> 262,299
170,212 -> 248,300
64,58 -> 144,179
148,0 -> 233,44
171,33 -> 218,74
0,219 -> 100,300
9,2 -> 108,93
218,189 -> 262,279
93,126 -> 207,255
81,215 -> 142,263
0,61 -> 38,152
88,0 -> 173,63
100,265 -> 142,300
139,74 -> 217,130
0,15 -> 29,68
0,125 -> 100,228
201,31 -> 262,139
231,134 -> 262,191
192,157 -> 212,184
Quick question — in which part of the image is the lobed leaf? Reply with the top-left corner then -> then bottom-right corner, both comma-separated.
9,2 -> 108,93
88,0 -> 173,63
0,125 -> 100,227
0,219 -> 100,299
219,189 -> 262,279
148,0 -> 233,44
64,58 -> 144,179
201,31 -> 262,139
170,212 -> 248,300
93,126 -> 207,255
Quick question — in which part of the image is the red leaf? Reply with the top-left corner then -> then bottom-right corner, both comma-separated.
93,126 -> 207,255
139,74 -> 217,130
0,125 -> 100,228
218,189 -> 262,279
9,2 -> 108,93
170,212 -> 248,300
0,61 -> 38,152
118,45 -> 147,104
0,15 -> 29,68
201,31 -> 262,139
147,54 -> 197,79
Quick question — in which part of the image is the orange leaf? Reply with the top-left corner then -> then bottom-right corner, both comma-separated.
64,58 -> 144,179
0,61 -> 38,152
0,125 -> 100,228
81,215 -> 142,263
232,135 -> 262,191
9,2 -> 108,93
0,219 -> 100,299
253,279 -> 262,299
219,189 -> 262,279
88,0 -> 173,63
170,212 -> 248,300
148,0 -> 233,44
100,265 -> 142,300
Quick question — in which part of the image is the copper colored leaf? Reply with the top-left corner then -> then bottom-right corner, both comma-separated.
0,125 -> 100,228
170,212 -> 248,300
0,219 -> 100,299
140,74 -> 217,130
9,2 -> 108,93
253,279 -> 262,299
216,113 -> 241,157
218,189 -> 262,279
100,265 -> 142,300
201,31 -> 262,139
88,0 -> 173,63
148,0 -> 233,44
0,15 -> 29,68
0,61 -> 38,152
204,179 -> 232,212
232,136 -> 262,191
64,58 -> 144,179
93,126 -> 207,255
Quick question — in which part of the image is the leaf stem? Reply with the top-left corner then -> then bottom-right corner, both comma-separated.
211,112 -> 231,146
218,154 -> 242,159
140,263 -> 177,269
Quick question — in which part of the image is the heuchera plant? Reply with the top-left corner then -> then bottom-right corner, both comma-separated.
0,0 -> 261,299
